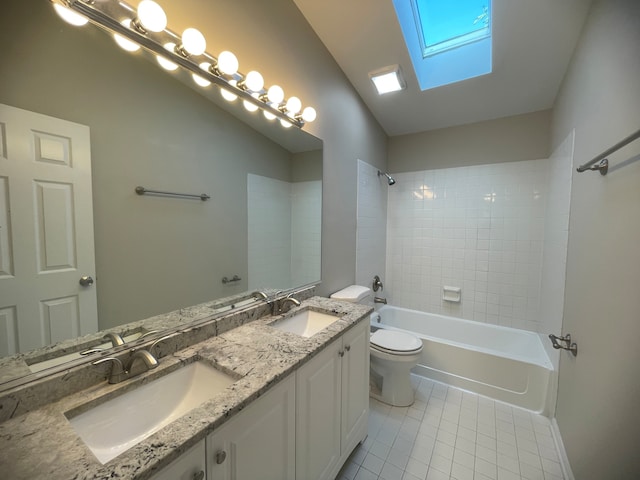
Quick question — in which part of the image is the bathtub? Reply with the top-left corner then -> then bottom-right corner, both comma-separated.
372,305 -> 554,415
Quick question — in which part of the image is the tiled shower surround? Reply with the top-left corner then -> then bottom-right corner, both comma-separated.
247,174 -> 321,290
383,159 -> 561,333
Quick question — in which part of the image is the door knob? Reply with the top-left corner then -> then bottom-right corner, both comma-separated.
193,471 -> 205,480
79,275 -> 94,287
215,450 -> 227,464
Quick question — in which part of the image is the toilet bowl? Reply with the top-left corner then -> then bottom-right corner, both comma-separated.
330,285 -> 423,407
369,329 -> 423,406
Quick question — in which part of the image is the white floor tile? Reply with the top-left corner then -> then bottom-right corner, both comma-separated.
337,376 -> 567,480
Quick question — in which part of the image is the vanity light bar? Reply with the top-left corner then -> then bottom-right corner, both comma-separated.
51,0 -> 316,129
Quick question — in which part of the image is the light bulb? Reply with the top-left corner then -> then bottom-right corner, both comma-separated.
53,4 -> 88,26
137,0 -> 167,33
220,80 -> 238,102
301,106 -> 317,123
156,43 -> 178,71
263,110 -> 277,120
217,51 -> 239,76
280,118 -> 293,129
114,20 -> 141,52
244,71 -> 264,92
181,28 -> 206,56
267,85 -> 285,104
192,62 -> 212,87
285,96 -> 302,114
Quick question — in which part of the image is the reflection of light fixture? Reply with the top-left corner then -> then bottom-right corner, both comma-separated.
156,43 -> 178,71
221,80 -> 238,102
414,185 -> 435,200
192,63 -> 212,87
53,3 -> 88,26
114,20 -> 141,52
369,64 -> 406,95
50,0 -> 315,128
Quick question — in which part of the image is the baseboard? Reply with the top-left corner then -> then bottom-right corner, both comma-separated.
551,417 -> 575,480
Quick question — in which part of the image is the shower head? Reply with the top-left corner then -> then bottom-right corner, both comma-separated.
378,170 -> 396,186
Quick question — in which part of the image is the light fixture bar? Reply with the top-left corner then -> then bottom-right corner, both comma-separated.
58,0 -> 306,128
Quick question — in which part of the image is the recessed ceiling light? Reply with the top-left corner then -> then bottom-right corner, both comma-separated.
369,65 -> 406,95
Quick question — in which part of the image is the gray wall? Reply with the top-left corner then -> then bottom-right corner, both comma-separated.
388,110 -> 551,172
164,0 -> 388,297
550,0 -> 640,477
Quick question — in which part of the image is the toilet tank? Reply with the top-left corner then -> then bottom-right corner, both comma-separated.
329,285 -> 373,306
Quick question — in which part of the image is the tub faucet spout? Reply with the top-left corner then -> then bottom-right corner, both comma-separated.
374,297 -> 387,304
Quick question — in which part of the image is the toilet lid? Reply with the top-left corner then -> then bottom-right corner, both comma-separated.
371,329 -> 422,353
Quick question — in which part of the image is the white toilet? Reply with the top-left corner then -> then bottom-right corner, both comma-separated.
330,285 -> 423,407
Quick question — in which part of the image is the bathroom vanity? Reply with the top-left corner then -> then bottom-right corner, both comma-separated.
0,296 -> 371,480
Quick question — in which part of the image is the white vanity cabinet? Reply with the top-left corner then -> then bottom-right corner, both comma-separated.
206,374 -> 296,480
295,320 -> 370,480
150,319 -> 368,480
150,440 -> 206,480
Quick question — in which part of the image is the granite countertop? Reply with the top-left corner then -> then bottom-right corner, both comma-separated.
0,297 -> 372,480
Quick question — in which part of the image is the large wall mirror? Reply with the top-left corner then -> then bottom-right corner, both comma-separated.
0,0 -> 322,385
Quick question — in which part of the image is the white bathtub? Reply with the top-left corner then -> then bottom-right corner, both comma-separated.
372,305 -> 554,415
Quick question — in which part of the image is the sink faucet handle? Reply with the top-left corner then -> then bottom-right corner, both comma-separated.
149,332 -> 181,357
251,291 -> 269,301
93,357 -> 126,383
373,275 -> 384,292
126,349 -> 158,372
102,332 -> 125,347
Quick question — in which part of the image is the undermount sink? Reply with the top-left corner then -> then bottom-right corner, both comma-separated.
66,361 -> 237,464
270,309 -> 339,338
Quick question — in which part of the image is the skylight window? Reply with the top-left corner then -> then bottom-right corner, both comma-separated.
393,0 -> 493,90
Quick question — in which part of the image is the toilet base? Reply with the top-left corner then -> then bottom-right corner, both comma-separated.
369,357 -> 417,407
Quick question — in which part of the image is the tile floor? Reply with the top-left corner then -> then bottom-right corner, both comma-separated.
337,375 -> 564,480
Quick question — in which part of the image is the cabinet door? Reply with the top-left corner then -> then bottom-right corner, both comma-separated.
295,338 -> 342,480
151,439 -> 206,480
207,375 -> 295,480
341,321 -> 370,454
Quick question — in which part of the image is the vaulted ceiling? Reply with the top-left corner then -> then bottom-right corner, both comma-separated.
293,0 -> 593,136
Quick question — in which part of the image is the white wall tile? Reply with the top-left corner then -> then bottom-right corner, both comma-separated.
384,160 -> 551,330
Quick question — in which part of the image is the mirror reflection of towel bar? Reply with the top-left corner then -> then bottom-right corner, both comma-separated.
222,275 -> 241,284
135,186 -> 210,201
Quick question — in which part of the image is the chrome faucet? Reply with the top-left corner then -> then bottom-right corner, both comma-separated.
374,296 -> 387,304
149,332 -> 181,358
102,332 -> 125,347
252,290 -> 269,301
93,349 -> 158,384
272,295 -> 301,315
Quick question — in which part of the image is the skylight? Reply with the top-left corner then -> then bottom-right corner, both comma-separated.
393,0 -> 492,90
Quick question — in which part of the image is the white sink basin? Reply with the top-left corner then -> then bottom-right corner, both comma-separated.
67,361 -> 236,464
271,310 -> 339,338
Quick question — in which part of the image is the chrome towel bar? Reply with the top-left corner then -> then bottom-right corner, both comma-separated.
135,186 -> 210,201
577,128 -> 640,175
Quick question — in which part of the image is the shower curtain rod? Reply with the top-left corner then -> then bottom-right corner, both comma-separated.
577,127 -> 640,175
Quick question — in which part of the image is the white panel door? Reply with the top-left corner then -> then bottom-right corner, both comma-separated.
0,103 -> 97,355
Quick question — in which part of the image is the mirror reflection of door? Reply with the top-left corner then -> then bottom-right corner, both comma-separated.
0,104 -> 98,355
